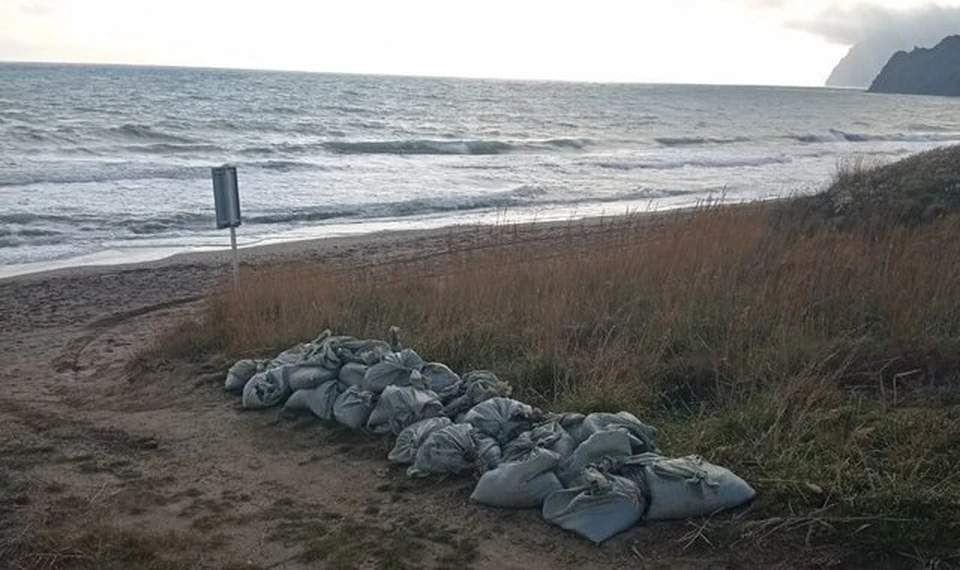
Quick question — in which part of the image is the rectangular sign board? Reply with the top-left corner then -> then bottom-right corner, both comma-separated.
212,165 -> 241,229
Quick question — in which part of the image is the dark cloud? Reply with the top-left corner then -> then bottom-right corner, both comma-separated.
788,3 -> 960,45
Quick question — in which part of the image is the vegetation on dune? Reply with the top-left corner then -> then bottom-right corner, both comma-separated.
794,144 -> 960,230
150,146 -> 960,565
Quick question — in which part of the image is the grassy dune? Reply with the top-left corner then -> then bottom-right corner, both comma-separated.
157,146 -> 960,564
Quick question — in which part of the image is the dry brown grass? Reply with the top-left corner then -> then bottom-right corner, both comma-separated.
150,173 -> 960,562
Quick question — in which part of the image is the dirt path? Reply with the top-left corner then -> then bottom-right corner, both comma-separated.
0,231 -> 840,569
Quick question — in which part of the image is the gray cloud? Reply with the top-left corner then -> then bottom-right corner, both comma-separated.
788,3 -> 960,45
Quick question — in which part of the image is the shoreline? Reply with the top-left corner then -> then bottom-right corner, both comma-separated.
0,207 -> 700,285
0,207 -> 703,337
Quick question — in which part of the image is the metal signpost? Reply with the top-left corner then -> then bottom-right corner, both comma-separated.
211,165 -> 242,288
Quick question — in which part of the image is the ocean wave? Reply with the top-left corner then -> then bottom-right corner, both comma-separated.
238,142 -> 328,156
0,164 -> 211,187
0,184 -> 696,251
245,160 -> 330,172
0,237 -> 60,249
0,227 -> 69,248
595,155 -> 791,171
124,213 -> 213,235
0,213 -> 66,225
108,123 -> 197,144
243,185 -> 549,224
0,211 -> 213,240
323,137 -> 590,156
591,188 -> 697,202
325,139 -> 514,155
121,142 -> 223,154
790,129 -> 960,144
655,136 -> 749,147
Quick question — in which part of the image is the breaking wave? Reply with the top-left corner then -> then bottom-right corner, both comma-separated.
109,124 -> 197,144
655,136 -> 749,147
0,164 -> 211,187
595,155 -> 791,171
790,129 -> 960,144
323,138 -> 590,156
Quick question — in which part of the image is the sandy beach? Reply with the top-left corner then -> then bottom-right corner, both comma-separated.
4,213 -> 789,570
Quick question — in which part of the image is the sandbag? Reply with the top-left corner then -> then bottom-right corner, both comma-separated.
407,423 -> 478,478
269,343 -> 309,368
363,349 -> 426,394
470,448 -> 563,509
335,337 -> 393,365
542,467 -> 647,544
529,420 -> 579,458
581,412 -> 658,453
472,432 -> 503,470
298,334 -> 345,369
421,362 -> 462,400
554,412 -> 589,443
464,397 -> 539,445
283,381 -> 343,421
224,359 -> 265,393
501,431 -> 536,463
337,362 -> 368,387
501,421 -> 577,463
556,429 -> 633,487
634,453 -> 756,521
332,386 -> 376,429
299,333 -> 391,369
287,364 -> 341,392
366,385 -> 442,435
388,417 -> 453,464
441,370 -> 512,417
242,367 -> 292,409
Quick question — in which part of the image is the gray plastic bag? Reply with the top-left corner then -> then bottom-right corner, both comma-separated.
501,431 -> 536,463
581,412 -> 658,453
542,467 -> 647,544
421,363 -> 462,400
529,420 -> 579,458
470,448 -> 563,509
287,364 -> 341,392
388,417 -> 453,464
366,385 -> 442,435
554,412 -> 588,443
284,381 -> 343,421
556,429 -> 633,487
634,453 -> 756,521
472,432 -> 503,470
337,362 -> 368,387
363,349 -> 426,394
501,421 -> 577,463
242,367 -> 292,410
441,370 -> 512,417
334,337 -> 393,365
407,423 -> 478,478
332,386 -> 376,430
225,359 -> 265,393
464,397 -> 540,445
270,343 -> 309,367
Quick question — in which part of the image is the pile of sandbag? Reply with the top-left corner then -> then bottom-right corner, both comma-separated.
223,330 -> 756,544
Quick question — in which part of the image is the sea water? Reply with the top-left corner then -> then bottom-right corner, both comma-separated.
2,63 -> 959,276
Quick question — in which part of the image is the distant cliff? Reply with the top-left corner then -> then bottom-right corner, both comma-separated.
827,40 -> 901,88
868,35 -> 960,96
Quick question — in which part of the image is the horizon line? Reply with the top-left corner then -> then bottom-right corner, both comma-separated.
0,58 -> 835,89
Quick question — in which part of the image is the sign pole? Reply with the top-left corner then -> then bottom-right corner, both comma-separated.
212,164 -> 242,290
229,225 -> 239,289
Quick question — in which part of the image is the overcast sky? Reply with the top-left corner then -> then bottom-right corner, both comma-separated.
2,0 -> 959,85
